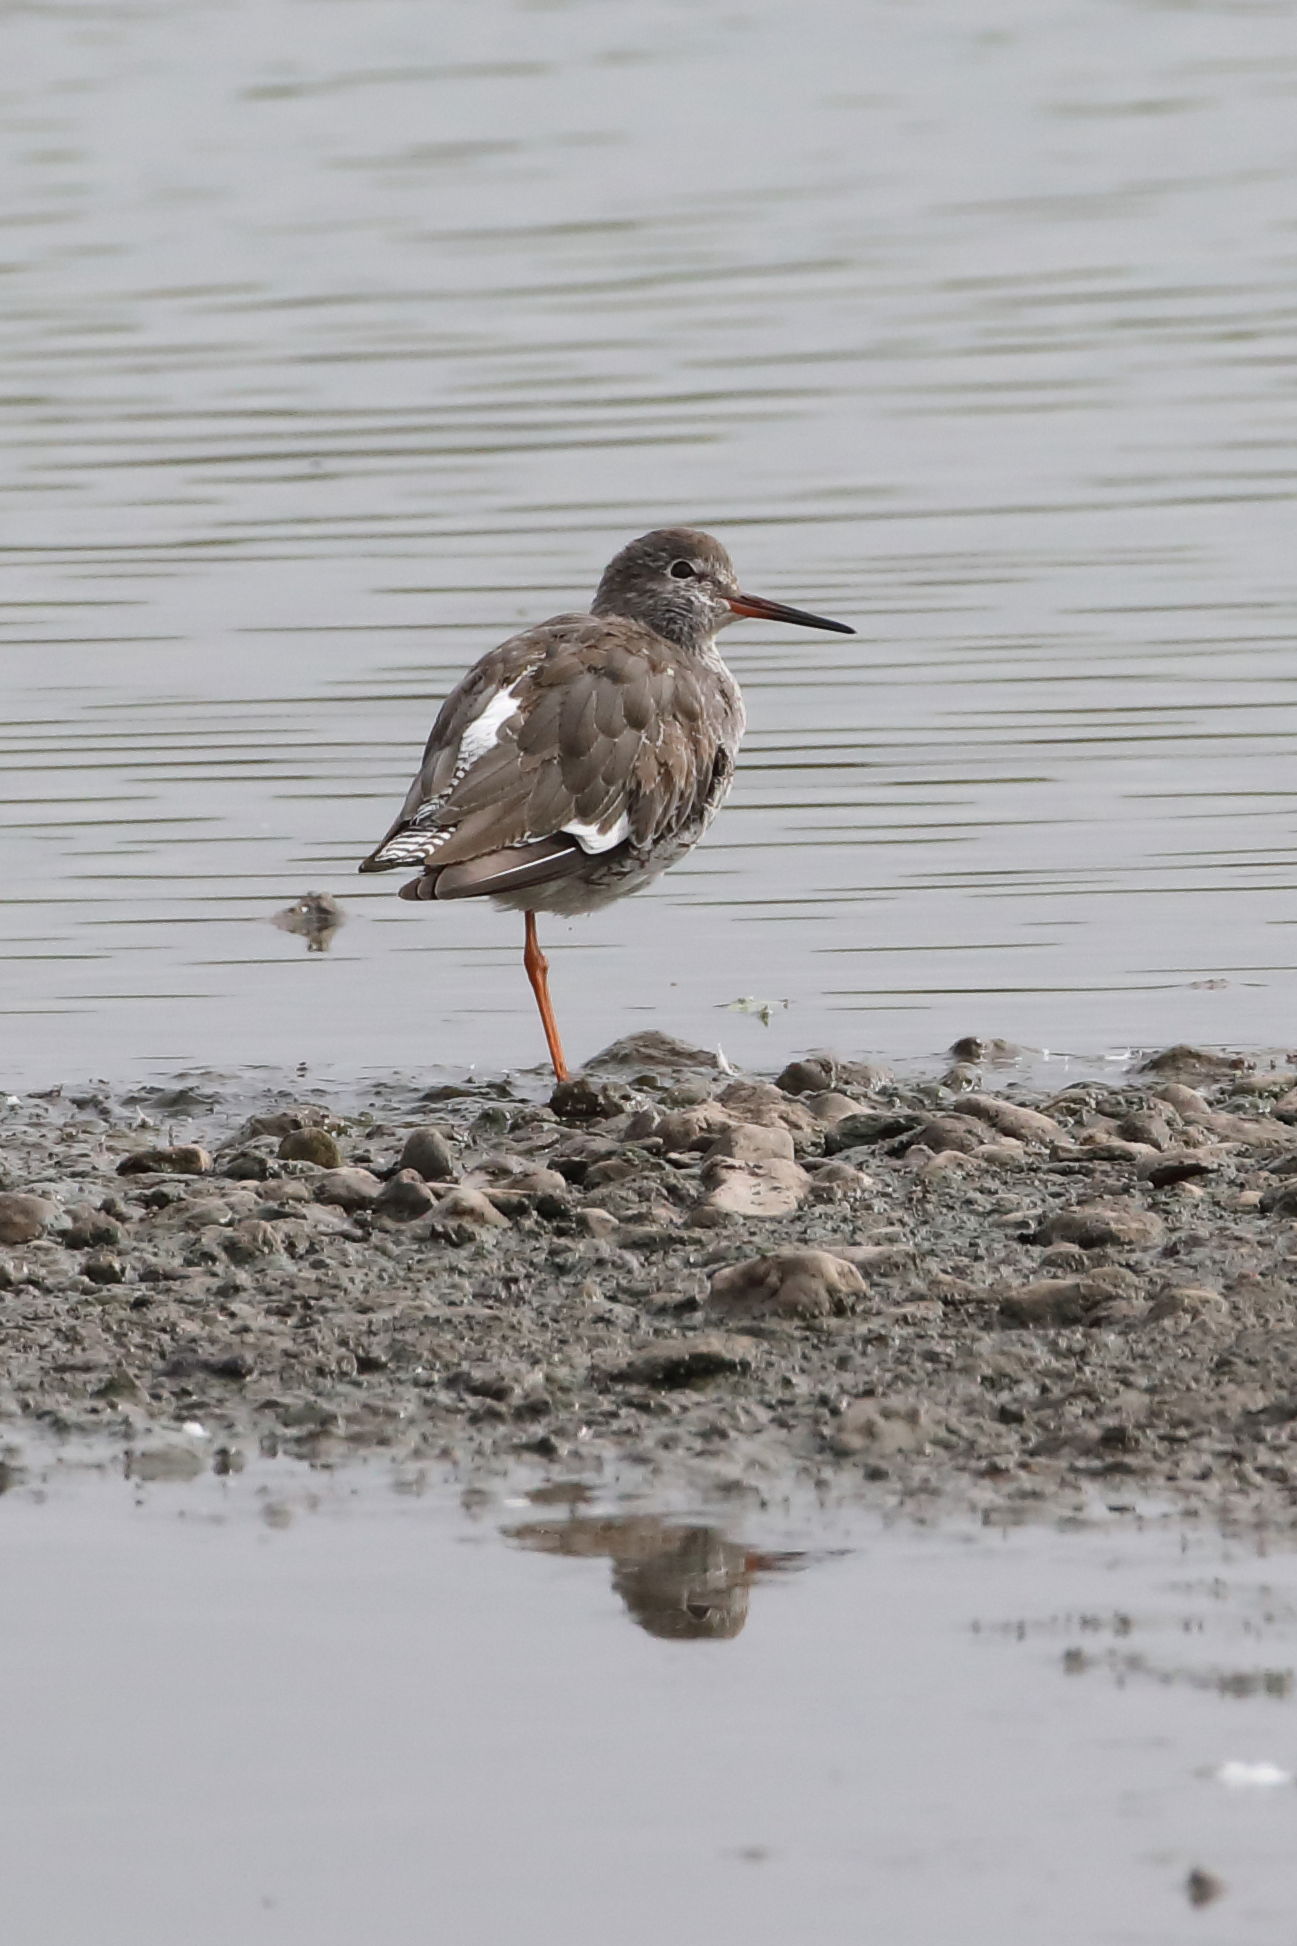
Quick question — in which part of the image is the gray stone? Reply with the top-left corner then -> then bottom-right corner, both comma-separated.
707,1248 -> 867,1320
830,1399 -> 927,1460
397,1127 -> 456,1182
1034,1204 -> 1166,1250
313,1168 -> 383,1212
277,1128 -> 342,1168
0,1193 -> 58,1245
705,1121 -> 796,1165
374,1169 -> 437,1220
695,1156 -> 812,1218
609,1334 -> 755,1388
116,1145 -> 212,1178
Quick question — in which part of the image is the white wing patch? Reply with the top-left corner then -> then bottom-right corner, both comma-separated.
455,680 -> 524,774
564,812 -> 630,855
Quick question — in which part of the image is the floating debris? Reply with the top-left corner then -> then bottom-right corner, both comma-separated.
272,891 -> 346,953
723,995 -> 789,1028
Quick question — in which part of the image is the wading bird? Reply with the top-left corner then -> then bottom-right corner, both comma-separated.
359,528 -> 853,1079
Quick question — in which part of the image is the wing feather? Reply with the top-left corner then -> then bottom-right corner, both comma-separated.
360,614 -> 743,890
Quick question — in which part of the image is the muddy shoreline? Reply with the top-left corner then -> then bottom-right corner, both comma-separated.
4,1031 -> 1297,1522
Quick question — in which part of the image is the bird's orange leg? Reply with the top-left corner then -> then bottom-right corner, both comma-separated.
523,911 -> 570,1082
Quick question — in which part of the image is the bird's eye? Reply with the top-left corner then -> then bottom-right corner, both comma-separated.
669,560 -> 697,580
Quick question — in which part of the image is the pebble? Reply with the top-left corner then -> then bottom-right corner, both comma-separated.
1000,1266 -> 1144,1327
428,1186 -> 510,1234
695,1156 -> 812,1219
116,1145 -> 212,1178
706,1122 -> 797,1165
277,1128 -> 342,1168
830,1399 -> 927,1461
1034,1204 -> 1166,1250
948,1094 -> 1064,1147
0,1192 -> 58,1244
374,1169 -> 438,1220
313,1168 -> 383,1212
1138,1044 -> 1250,1081
397,1126 -> 457,1182
608,1335 -> 756,1388
717,1080 -> 820,1144
707,1248 -> 867,1319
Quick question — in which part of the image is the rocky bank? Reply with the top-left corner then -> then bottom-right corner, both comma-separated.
5,1032 -> 1297,1520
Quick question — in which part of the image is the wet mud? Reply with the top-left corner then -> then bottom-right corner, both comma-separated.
6,1032 -> 1297,1524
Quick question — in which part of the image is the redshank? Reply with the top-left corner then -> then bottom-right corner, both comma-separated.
359,527 -> 854,1080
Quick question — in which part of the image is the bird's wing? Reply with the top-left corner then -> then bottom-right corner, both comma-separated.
360,620 -> 737,884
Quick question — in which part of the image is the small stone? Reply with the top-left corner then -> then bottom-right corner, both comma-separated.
706,1121 -> 796,1165
576,1207 -> 620,1239
801,1091 -> 863,1127
585,1029 -> 719,1077
948,1094 -> 1064,1147
1142,1284 -> 1229,1326
1138,1044 -> 1250,1081
430,1187 -> 510,1230
94,1368 -> 148,1406
653,1101 -> 738,1152
0,1192 -> 57,1244
373,1169 -> 437,1220
609,1334 -> 755,1388
830,1243 -> 915,1277
220,1149 -> 272,1181
808,1160 -> 873,1198
116,1145 -> 212,1177
1000,1266 -> 1144,1327
823,1110 -> 923,1153
1138,1154 -> 1216,1188
1117,1109 -> 1176,1150
313,1167 -> 383,1212
58,1209 -> 123,1249
222,1219 -> 280,1263
948,1036 -> 1022,1065
82,1251 -> 126,1285
550,1077 -> 620,1120
1038,1243 -> 1089,1274
905,1116 -> 985,1156
716,1080 -> 819,1143
277,1128 -> 342,1168
1034,1204 -> 1165,1250
775,1055 -> 838,1094
707,1248 -> 866,1320
974,1140 -> 1028,1168
397,1126 -> 456,1181
696,1156 -> 812,1218
830,1399 -> 926,1460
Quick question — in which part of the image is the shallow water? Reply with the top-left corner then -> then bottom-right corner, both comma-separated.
6,0 -> 1297,1085
2,1456 -> 1295,1944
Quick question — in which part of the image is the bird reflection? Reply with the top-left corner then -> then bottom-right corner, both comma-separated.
272,890 -> 346,953
505,1512 -> 802,1641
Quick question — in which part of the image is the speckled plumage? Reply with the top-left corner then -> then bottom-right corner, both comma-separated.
359,527 -> 852,1076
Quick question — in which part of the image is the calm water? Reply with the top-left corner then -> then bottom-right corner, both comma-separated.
1,1458 -> 1295,1944
5,0 -> 1297,1085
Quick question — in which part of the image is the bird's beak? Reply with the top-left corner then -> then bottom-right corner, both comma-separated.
726,591 -> 855,635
